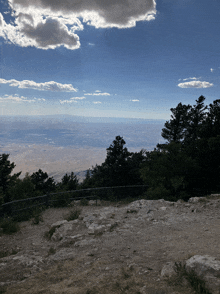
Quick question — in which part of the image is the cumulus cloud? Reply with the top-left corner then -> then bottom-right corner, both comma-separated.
210,68 -> 214,72
178,80 -> 214,88
0,94 -> 45,103
85,92 -> 110,96
0,0 -> 156,49
0,78 -> 77,92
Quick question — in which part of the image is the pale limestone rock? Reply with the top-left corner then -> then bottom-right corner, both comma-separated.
161,262 -> 176,278
88,223 -> 106,235
51,222 -> 73,241
185,255 -> 220,294
51,220 -> 68,228
74,239 -> 97,247
188,197 -> 205,203
88,199 -> 101,205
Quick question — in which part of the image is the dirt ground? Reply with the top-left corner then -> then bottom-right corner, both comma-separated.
0,196 -> 220,294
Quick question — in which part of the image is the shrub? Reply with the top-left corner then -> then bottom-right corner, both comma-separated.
64,208 -> 81,221
44,226 -> 57,240
48,247 -> 56,255
80,198 -> 89,206
0,285 -> 7,294
52,193 -> 70,207
0,218 -> 20,234
171,262 -> 212,294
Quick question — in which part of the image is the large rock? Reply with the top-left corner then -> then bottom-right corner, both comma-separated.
185,255 -> 220,294
161,255 -> 220,294
51,222 -> 74,241
87,223 -> 106,235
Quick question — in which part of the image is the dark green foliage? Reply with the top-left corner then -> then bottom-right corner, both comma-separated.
80,198 -> 89,206
0,249 -> 18,258
11,206 -> 45,223
0,218 -> 20,234
44,226 -> 57,240
161,102 -> 191,143
30,169 -> 56,194
47,247 -> 56,255
58,172 -> 78,191
0,285 -> 7,294
174,262 -> 212,294
80,136 -> 146,200
52,192 -> 70,207
65,208 -> 81,221
0,153 -> 21,203
7,172 -> 39,202
142,96 -> 220,200
140,142 -> 196,201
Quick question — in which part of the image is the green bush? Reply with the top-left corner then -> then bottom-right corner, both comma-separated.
146,185 -> 171,200
80,198 -> 89,206
52,193 -> 70,207
174,262 -> 212,294
44,226 -> 57,240
0,218 -> 20,234
0,285 -> 7,294
65,208 -> 81,221
47,247 -> 56,255
12,206 -> 45,223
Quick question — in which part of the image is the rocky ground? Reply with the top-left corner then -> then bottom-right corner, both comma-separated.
0,195 -> 220,294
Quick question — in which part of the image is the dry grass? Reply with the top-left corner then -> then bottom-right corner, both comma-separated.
4,256 -> 170,294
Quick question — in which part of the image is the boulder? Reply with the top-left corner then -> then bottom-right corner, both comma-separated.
87,223 -> 106,235
51,222 -> 74,241
161,262 -> 176,278
88,199 -> 101,206
185,255 -> 220,294
51,220 -> 68,228
188,197 -> 205,203
161,255 -> 220,294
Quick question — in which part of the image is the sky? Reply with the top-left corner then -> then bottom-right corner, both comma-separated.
0,0 -> 219,120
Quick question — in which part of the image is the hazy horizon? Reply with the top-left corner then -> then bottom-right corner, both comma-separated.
0,116 -> 166,182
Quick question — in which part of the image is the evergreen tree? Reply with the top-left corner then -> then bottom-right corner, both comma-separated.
161,103 -> 191,143
184,95 -> 207,143
59,172 -> 78,191
30,169 -> 56,193
0,153 -> 21,202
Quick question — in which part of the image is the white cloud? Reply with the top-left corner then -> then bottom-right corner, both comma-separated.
0,78 -> 77,92
95,90 -> 101,92
70,97 -> 85,100
59,99 -> 77,104
93,101 -> 102,104
85,92 -> 110,96
0,94 -> 45,103
130,99 -> 139,102
178,80 -> 214,88
182,77 -> 198,81
210,68 -> 214,72
0,0 -> 156,50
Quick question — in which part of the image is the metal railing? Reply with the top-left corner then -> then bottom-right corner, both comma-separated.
0,185 -> 148,218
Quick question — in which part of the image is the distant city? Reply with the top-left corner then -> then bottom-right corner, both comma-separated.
0,115 -> 166,182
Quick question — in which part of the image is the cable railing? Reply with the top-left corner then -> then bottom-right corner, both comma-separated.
0,185 -> 148,218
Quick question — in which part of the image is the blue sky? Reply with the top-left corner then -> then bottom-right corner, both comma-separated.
0,0 -> 219,119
